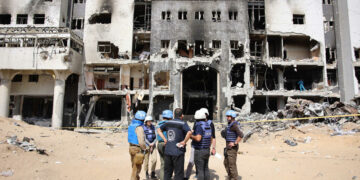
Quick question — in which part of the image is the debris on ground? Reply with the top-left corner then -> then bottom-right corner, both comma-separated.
1,170 -> 14,177
6,136 -> 48,155
284,139 -> 298,146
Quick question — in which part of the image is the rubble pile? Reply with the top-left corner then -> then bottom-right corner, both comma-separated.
6,136 -> 48,155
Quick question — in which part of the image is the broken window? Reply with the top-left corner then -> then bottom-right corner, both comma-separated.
97,41 -> 119,59
12,75 -> 22,82
161,11 -> 171,21
34,14 -> 45,24
326,47 -> 336,64
195,40 -> 205,56
71,18 -> 84,29
89,13 -> 111,24
22,97 -> 53,121
327,69 -> 337,86
29,75 -> 39,82
134,2 -> 151,31
178,11 -> 187,20
195,11 -> 204,20
229,11 -> 238,20
324,20 -> 334,32
230,40 -> 244,58
233,96 -> 245,110
293,14 -> 305,25
16,14 -> 28,24
355,67 -> 360,84
212,40 -> 221,49
355,48 -> 360,61
212,11 -> 221,22
133,34 -> 150,60
231,64 -> 245,88
161,40 -> 170,49
154,71 -> 170,89
268,36 -> 282,58
248,0 -> 265,30
250,39 -> 263,58
0,14 -> 11,24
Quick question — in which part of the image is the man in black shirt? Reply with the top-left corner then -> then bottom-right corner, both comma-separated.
157,108 -> 192,180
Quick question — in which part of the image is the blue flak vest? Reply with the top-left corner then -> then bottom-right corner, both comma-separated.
193,121 -> 212,149
226,121 -> 240,143
143,124 -> 156,143
156,120 -> 167,142
128,119 -> 144,145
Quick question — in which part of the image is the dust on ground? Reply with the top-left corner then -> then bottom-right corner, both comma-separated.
1,117 -> 360,180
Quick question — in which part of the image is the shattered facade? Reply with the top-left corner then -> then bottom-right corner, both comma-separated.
1,0 -> 360,128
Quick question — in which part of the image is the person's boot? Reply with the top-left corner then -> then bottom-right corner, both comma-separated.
146,172 -> 150,179
151,171 -> 157,179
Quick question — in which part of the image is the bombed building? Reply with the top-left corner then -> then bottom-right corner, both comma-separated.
0,0 -> 360,128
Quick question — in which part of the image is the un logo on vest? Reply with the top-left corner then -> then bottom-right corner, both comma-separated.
167,130 -> 176,142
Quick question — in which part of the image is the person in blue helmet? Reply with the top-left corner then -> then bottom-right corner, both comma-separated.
222,110 -> 243,180
191,110 -> 214,180
157,108 -> 192,180
156,109 -> 172,180
128,110 -> 147,180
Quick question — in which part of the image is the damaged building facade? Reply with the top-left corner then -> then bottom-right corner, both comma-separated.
1,0 -> 360,128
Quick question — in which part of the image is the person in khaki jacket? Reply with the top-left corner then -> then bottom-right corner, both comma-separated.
128,111 -> 147,180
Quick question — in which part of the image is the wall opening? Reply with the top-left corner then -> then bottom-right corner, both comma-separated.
355,48 -> 360,61
89,13 -> 111,24
233,96 -> 246,110
248,0 -> 265,30
97,41 -> 120,59
153,96 -> 174,120
250,36 -> 264,60
230,40 -> 244,58
22,96 -> 53,127
195,40 -> 205,56
177,40 -> 192,58
327,69 -> 337,86
230,64 -> 245,88
63,74 -> 79,128
250,65 -> 278,90
154,71 -> 170,90
355,67 -> 360,85
182,65 -> 217,120
0,14 -> 11,24
251,96 -> 278,114
283,36 -> 320,60
133,34 -> 150,60
283,66 -> 323,91
133,2 -> 151,31
326,47 -> 336,64
268,36 -> 282,58
94,97 -> 122,120
93,66 -> 120,90
34,14 -> 45,24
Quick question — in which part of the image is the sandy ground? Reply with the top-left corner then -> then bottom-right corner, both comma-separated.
1,117 -> 360,180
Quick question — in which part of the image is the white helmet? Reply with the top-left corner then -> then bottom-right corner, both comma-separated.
199,108 -> 209,116
144,116 -> 153,122
194,110 -> 206,120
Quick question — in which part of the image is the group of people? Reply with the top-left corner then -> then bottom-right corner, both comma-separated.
127,108 -> 244,180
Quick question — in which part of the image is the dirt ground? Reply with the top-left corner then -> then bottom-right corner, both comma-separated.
1,117 -> 360,180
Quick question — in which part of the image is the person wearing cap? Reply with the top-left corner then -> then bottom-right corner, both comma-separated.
157,108 -> 192,180
142,116 -> 157,179
191,110 -> 213,180
128,110 -> 147,180
156,110 -> 172,180
222,110 -> 244,180
185,108 -> 216,180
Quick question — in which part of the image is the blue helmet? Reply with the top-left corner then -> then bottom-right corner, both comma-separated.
226,110 -> 234,117
231,111 -> 237,118
135,111 -> 146,121
162,110 -> 173,119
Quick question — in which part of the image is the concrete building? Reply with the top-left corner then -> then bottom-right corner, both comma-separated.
0,0 -> 84,128
1,0 -> 360,128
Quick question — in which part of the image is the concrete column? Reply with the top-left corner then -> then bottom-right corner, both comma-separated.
277,68 -> 284,90
0,71 -> 12,118
334,0 -> 356,103
244,63 -> 251,88
51,71 -> 69,129
277,97 -> 285,110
